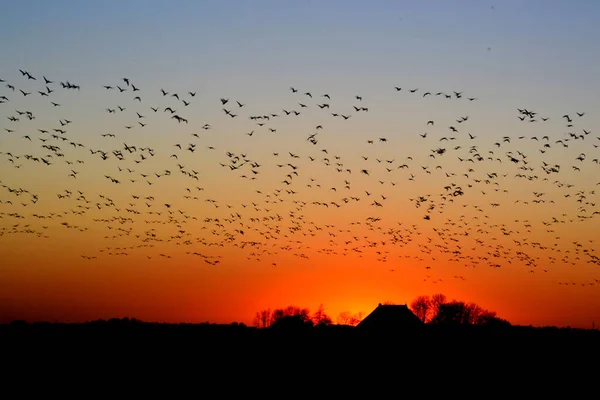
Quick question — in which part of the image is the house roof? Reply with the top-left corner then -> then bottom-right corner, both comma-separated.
357,303 -> 423,330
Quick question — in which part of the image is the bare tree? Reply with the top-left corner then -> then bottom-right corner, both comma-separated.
407,294 -> 509,327
465,302 -> 482,324
336,311 -> 364,326
252,308 -> 273,328
430,301 -> 468,325
269,305 -> 314,330
410,295 -> 431,323
272,305 -> 311,323
465,302 -> 500,325
429,293 -> 447,321
312,304 -> 333,326
431,301 -> 502,326
337,311 -> 351,325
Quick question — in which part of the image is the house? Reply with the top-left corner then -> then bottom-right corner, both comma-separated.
356,303 -> 423,332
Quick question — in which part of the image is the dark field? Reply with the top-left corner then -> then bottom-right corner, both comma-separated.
4,319 -> 599,351
2,319 -> 596,392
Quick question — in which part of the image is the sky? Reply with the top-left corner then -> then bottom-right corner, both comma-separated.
1,0 -> 599,328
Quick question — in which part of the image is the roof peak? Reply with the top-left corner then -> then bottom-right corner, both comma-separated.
378,303 -> 408,307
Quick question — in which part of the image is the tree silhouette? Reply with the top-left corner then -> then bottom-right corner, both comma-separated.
430,300 -> 508,326
253,305 -> 337,330
272,305 -> 311,323
431,301 -> 471,325
252,308 -> 273,328
253,305 -> 314,328
410,295 -> 431,323
430,293 -> 447,321
410,293 -> 509,327
480,314 -> 511,328
312,304 -> 333,326
336,311 -> 364,326
269,306 -> 312,331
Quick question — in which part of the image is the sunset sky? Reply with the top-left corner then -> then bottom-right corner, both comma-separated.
1,0 -> 599,329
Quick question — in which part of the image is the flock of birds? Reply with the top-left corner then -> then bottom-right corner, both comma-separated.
1,69 -> 599,289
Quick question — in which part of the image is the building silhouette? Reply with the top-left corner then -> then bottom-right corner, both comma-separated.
357,303 -> 423,332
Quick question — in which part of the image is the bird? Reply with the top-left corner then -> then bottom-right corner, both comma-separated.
1,64 -> 598,309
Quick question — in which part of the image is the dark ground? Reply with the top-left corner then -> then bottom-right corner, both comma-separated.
3,318 -> 599,353
1,320 -> 596,393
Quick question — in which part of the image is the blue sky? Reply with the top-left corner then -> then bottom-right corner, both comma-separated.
3,0 -> 599,184
2,0 -> 599,216
3,1 -> 599,101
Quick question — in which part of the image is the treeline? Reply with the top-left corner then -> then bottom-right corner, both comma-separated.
409,293 -> 511,327
253,293 -> 510,329
253,304 -> 365,329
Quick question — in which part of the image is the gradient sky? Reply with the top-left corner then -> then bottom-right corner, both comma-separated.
1,0 -> 599,328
